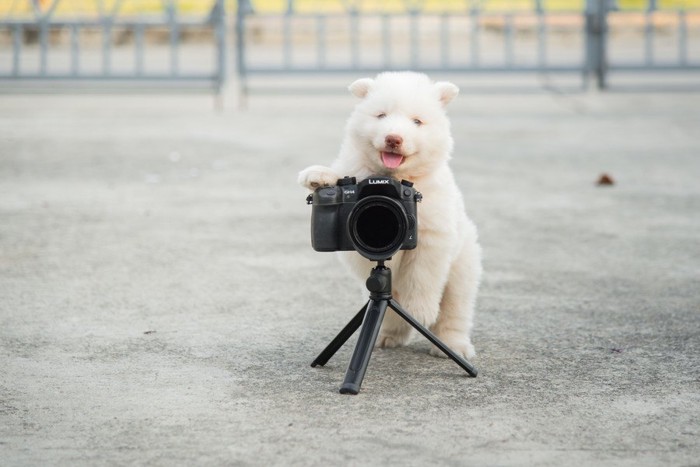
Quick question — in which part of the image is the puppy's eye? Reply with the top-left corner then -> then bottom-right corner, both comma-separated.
413,118 -> 424,126
377,113 -> 387,119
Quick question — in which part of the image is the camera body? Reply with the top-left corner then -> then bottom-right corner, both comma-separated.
306,176 -> 422,261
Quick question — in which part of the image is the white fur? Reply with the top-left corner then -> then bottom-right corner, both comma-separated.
298,71 -> 482,358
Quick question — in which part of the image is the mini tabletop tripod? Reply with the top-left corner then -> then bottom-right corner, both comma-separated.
311,260 -> 478,395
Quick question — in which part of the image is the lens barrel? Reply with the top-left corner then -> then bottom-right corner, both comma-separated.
347,195 -> 409,261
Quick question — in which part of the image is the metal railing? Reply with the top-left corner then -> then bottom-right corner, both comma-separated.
0,0 -> 227,93
236,0 -> 700,95
2,1 -> 698,95
236,0 -> 586,96
587,0 -> 700,88
607,1 -> 700,69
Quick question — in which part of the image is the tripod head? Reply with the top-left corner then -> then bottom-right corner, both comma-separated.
366,260 -> 392,298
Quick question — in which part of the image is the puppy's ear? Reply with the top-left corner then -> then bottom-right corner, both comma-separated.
435,81 -> 459,107
348,78 -> 374,99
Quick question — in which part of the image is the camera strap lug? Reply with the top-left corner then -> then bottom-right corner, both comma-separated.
306,194 -> 313,205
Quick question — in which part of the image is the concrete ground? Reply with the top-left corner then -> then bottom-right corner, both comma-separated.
1,79 -> 699,466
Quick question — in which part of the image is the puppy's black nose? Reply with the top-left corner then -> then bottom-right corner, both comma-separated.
385,134 -> 403,149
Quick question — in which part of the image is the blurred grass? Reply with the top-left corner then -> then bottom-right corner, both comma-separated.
2,0 -> 700,16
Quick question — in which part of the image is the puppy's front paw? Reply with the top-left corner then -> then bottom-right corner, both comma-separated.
429,333 -> 475,359
376,332 -> 410,349
297,165 -> 339,190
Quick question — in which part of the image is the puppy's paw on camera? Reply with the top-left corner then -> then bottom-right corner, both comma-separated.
298,165 -> 339,190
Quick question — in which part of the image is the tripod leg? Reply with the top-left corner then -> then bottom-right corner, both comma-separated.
389,299 -> 478,377
340,299 -> 388,395
311,302 -> 368,368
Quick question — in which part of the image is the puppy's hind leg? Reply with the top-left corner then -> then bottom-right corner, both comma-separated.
379,238 -> 453,349
376,290 -> 412,348
430,241 -> 482,359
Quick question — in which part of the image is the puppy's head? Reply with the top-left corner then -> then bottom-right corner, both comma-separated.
346,72 -> 458,178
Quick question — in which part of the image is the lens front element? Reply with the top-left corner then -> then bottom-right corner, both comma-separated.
348,196 -> 408,261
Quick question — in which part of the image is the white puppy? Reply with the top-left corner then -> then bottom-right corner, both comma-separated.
299,71 -> 481,358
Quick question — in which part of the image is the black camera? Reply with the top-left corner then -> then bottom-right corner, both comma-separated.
306,176 -> 422,261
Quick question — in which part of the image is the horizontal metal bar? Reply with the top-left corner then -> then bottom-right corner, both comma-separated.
606,8 -> 700,14
0,74 -> 220,80
241,64 -> 700,74
0,83 -> 220,94
241,66 -> 585,74
0,19 -> 212,27
233,11 -> 591,20
606,64 -> 700,71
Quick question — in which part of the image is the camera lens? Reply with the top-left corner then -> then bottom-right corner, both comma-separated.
348,196 -> 408,261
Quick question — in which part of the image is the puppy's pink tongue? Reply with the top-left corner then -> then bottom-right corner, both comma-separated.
381,152 -> 404,169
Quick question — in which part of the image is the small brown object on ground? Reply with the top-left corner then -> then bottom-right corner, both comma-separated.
597,173 -> 615,186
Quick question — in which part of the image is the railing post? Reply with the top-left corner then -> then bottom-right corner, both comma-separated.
212,0 -> 227,104
236,0 -> 252,108
585,0 -> 609,90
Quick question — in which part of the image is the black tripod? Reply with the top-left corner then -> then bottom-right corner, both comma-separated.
311,260 -> 478,394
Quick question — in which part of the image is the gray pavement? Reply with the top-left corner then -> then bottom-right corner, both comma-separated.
1,83 -> 699,466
